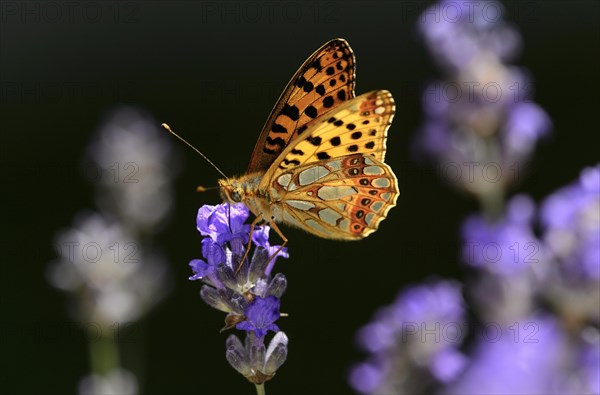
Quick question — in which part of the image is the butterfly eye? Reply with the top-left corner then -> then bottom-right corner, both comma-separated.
231,189 -> 243,202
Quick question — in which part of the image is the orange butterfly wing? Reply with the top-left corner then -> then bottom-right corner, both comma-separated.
247,38 -> 356,173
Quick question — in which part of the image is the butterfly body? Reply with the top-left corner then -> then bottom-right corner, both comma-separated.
219,39 -> 399,241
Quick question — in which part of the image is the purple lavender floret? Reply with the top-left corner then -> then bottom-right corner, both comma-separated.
252,225 -> 289,276
236,296 -> 281,338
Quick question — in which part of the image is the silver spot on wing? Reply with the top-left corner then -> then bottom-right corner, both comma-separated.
317,185 -> 357,201
372,177 -> 391,188
277,173 -> 291,189
327,159 -> 343,171
305,219 -> 328,234
371,201 -> 384,211
286,200 -> 316,211
318,208 -> 342,226
363,165 -> 384,175
299,166 -> 330,186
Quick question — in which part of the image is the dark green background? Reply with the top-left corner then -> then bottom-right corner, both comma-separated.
2,1 -> 598,394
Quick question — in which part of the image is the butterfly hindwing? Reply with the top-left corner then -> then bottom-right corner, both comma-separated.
268,154 -> 399,239
247,39 -> 356,173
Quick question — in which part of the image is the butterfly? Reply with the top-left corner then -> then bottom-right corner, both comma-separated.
216,38 -> 399,250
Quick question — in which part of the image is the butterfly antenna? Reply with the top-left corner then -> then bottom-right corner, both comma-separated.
196,185 -> 219,193
161,123 -> 228,179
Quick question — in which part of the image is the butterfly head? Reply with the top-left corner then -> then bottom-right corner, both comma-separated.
218,178 -> 245,203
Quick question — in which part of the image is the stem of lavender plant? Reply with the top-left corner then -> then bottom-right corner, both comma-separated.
479,138 -> 505,219
255,383 -> 266,395
480,188 -> 505,220
88,330 -> 120,377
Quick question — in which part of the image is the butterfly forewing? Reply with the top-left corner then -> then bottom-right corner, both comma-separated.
266,90 -> 395,175
247,39 -> 356,173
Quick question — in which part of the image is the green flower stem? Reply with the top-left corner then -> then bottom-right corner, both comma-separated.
89,330 -> 120,376
480,188 -> 505,220
479,137 -> 505,219
255,383 -> 266,395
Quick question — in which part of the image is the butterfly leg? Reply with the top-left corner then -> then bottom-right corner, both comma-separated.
235,214 -> 264,274
265,220 -> 288,267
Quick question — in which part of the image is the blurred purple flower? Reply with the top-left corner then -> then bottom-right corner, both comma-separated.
578,337 -> 600,394
352,2 -> 595,392
419,1 -> 521,71
537,164 -> 600,326
540,164 -> 600,280
462,194 -> 544,275
445,315 -> 566,395
350,280 -> 467,394
430,347 -> 469,384
415,0 -> 551,196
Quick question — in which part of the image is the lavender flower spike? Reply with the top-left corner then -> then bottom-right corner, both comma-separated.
189,202 -> 289,386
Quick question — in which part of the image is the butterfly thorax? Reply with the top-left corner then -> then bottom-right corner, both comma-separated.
218,173 -> 273,219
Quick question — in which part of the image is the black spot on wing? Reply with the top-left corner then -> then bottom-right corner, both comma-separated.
296,76 -> 307,88
296,125 -> 308,134
330,136 -> 341,146
337,90 -> 346,101
316,152 -> 331,160
272,123 -> 287,134
323,96 -> 334,108
283,158 -> 300,166
305,105 -> 318,119
348,144 -> 359,152
365,141 -> 375,149
312,58 -> 322,70
291,148 -> 305,155
303,82 -> 314,93
307,136 -> 322,146
280,104 -> 300,121
316,84 -> 326,96
266,136 -> 286,148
